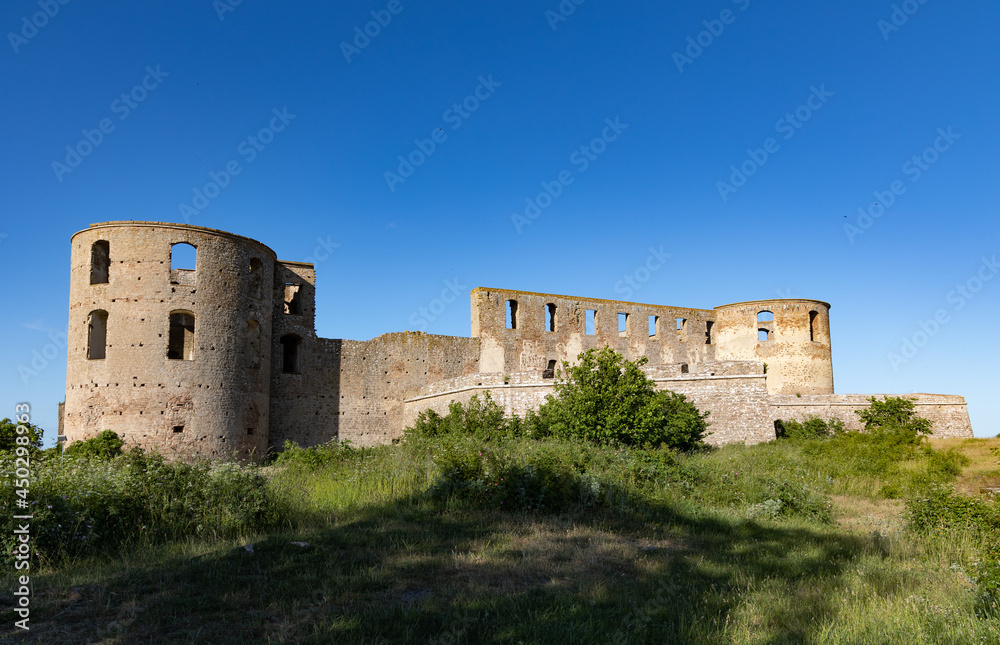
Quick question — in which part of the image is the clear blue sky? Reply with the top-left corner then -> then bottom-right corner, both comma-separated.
2,0 -> 998,443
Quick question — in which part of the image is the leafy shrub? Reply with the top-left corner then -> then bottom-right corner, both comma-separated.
857,395 -> 932,435
274,439 -> 360,470
407,393 -> 523,443
774,416 -> 844,440
0,449 -> 285,565
64,429 -> 124,460
974,538 -> 1000,616
529,347 -> 710,450
905,485 -> 999,533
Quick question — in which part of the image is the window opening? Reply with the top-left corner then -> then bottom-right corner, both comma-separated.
705,320 -> 714,345
618,312 -> 628,336
545,303 -> 557,332
649,315 -> 658,337
284,284 -> 302,315
90,240 -> 109,284
87,310 -> 108,360
505,299 -> 518,329
758,328 -> 770,342
167,311 -> 195,360
757,310 -> 774,322
585,310 -> 596,335
280,334 -> 301,373
809,311 -> 818,341
543,359 -> 557,379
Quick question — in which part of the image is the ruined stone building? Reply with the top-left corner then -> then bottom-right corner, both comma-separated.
60,221 -> 973,459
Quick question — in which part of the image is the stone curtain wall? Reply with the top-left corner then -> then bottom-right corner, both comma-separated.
472,287 -> 718,374
64,222 -> 276,459
269,332 -> 480,448
769,394 -> 973,438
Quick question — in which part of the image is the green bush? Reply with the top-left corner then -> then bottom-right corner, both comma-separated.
857,395 -> 932,435
905,485 -> 999,533
64,429 -> 124,460
774,416 -> 844,440
529,347 -> 710,450
273,439 -> 361,470
0,449 -> 285,565
407,393 -> 523,443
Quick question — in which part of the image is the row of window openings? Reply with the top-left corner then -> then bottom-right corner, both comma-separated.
504,301 -> 714,344
89,241 -> 303,314
86,310 -> 303,373
755,310 -> 820,342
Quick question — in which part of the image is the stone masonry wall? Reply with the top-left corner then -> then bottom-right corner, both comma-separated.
769,394 -> 973,438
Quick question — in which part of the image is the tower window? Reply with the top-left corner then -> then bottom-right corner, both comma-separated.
649,315 -> 658,337
809,310 -> 818,341
87,310 -> 108,360
705,320 -> 714,345
167,311 -> 196,360
618,312 -> 628,336
170,243 -> 197,285
585,310 -> 596,335
758,328 -> 770,342
543,359 -> 557,379
545,303 -> 557,332
90,240 -> 109,284
505,299 -> 518,329
757,310 -> 774,323
280,334 -> 301,373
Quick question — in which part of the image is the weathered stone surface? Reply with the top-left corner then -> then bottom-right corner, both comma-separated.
61,222 -> 973,459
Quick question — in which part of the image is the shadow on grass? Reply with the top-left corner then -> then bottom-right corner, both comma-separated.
2,495 -> 876,644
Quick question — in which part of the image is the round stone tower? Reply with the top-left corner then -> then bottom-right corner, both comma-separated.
712,299 -> 833,395
63,221 -> 277,460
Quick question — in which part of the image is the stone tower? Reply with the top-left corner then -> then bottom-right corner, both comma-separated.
63,222 -> 277,459
712,299 -> 833,395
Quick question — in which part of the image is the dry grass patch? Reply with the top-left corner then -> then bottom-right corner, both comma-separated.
930,437 -> 1000,494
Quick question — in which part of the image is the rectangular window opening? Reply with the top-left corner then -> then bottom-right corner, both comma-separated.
172,425 -> 184,433
585,309 -> 596,335
758,329 -> 770,342
284,284 -> 302,315
505,299 -> 518,330
705,320 -> 714,345
649,315 -> 658,338
618,312 -> 628,336
545,303 -> 557,332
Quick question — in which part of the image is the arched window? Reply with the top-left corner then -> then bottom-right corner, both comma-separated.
170,243 -> 197,285
167,311 -> 195,360
280,334 -> 301,373
248,258 -> 263,300
87,310 -> 108,359
90,241 -> 109,284
680,363 -> 689,374
543,359 -> 557,379
246,320 -> 261,368
545,303 -> 557,332
757,311 -> 773,322
758,328 -> 770,342
809,311 -> 818,341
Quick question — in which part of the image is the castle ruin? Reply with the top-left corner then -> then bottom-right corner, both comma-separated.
60,221 -> 974,459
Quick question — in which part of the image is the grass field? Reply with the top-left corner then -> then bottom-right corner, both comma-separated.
2,436 -> 998,644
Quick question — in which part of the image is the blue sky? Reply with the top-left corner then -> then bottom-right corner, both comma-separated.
2,0 -> 998,443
